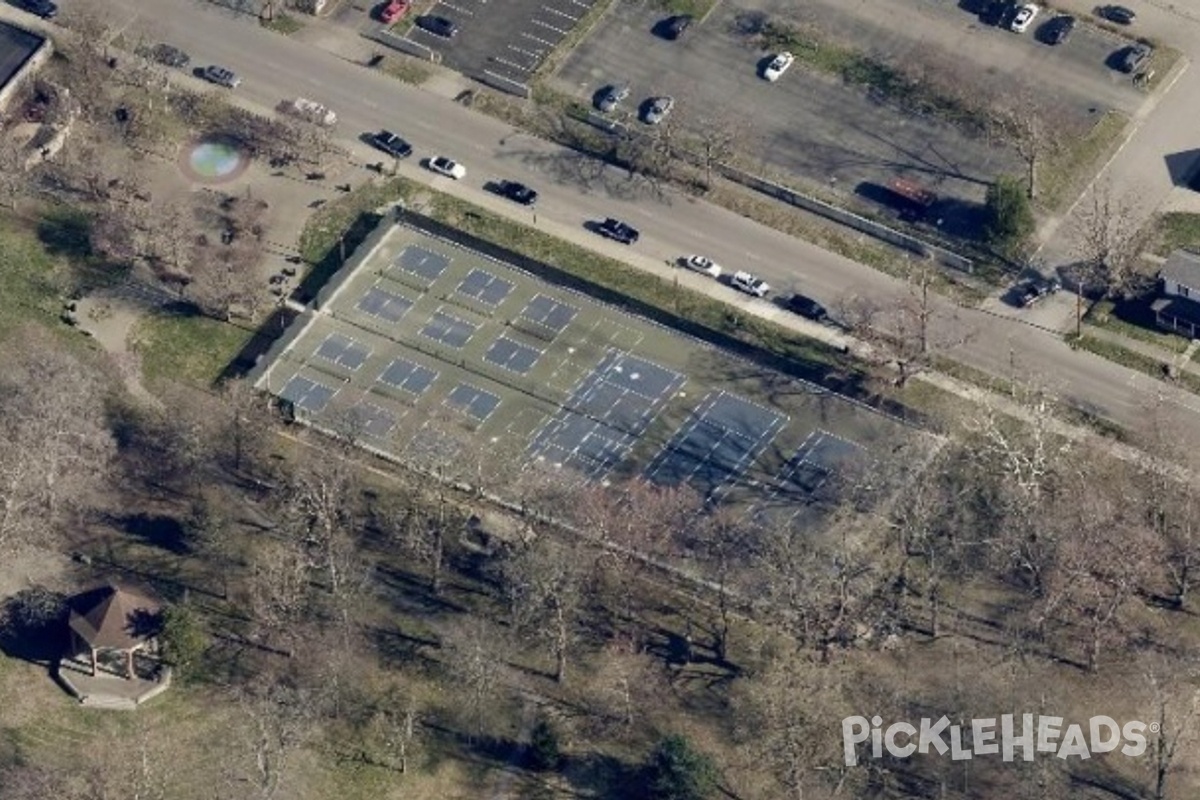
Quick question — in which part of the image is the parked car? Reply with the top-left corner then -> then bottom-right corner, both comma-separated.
378,0 -> 410,24
785,293 -> 829,321
282,97 -> 337,127
683,255 -> 722,279
763,52 -> 795,82
149,44 -> 190,68
642,96 -> 674,125
370,130 -> 413,159
416,14 -> 458,37
427,155 -> 466,179
17,0 -> 56,18
497,180 -> 538,206
1010,4 -> 1039,33
1099,5 -> 1136,25
1119,42 -> 1152,73
1014,274 -> 1061,307
201,65 -> 242,89
981,0 -> 1015,26
596,83 -> 630,114
663,14 -> 693,39
1043,14 -> 1075,44
596,218 -> 639,244
732,271 -> 770,298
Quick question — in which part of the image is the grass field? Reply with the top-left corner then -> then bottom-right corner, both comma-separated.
1150,212 -> 1200,257
1038,110 -> 1129,213
130,312 -> 256,389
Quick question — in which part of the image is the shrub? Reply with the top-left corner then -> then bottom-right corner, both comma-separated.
645,734 -> 717,800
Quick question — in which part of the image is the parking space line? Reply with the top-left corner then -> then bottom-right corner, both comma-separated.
437,1 -> 474,16
507,44 -> 544,61
531,18 -> 570,36
521,31 -> 557,48
492,56 -> 533,72
542,5 -> 578,22
566,0 -> 589,7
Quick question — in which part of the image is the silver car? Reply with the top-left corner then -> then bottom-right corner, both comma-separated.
201,65 -> 242,89
597,83 -> 630,114
643,96 -> 674,125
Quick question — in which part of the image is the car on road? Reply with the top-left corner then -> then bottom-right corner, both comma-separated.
596,83 -> 630,114
732,271 -> 770,298
416,15 -> 458,37
763,52 -> 795,82
496,180 -> 538,206
663,14 -> 693,39
17,0 -> 56,18
642,96 -> 674,125
378,0 -> 410,24
1119,43 -> 1152,73
427,155 -> 466,179
200,65 -> 242,88
149,44 -> 190,68
370,130 -> 413,159
1042,15 -> 1075,45
1099,5 -> 1136,25
785,293 -> 829,322
596,218 -> 639,244
1010,4 -> 1039,33
682,255 -> 722,278
1013,274 -> 1061,307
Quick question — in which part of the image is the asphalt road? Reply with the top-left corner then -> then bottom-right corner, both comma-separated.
50,0 -> 1200,454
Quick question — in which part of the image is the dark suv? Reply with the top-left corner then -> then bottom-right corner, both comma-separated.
417,15 -> 458,37
1014,274 -> 1061,307
785,293 -> 829,322
1099,5 -> 1136,25
663,14 -> 693,39
596,218 -> 639,245
1043,15 -> 1075,45
18,0 -> 56,18
370,130 -> 413,159
497,180 -> 538,206
1119,43 -> 1152,73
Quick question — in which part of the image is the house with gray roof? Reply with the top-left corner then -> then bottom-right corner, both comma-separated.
1153,249 -> 1200,339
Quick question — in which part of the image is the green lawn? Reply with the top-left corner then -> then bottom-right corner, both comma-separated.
130,312 -> 255,389
1150,212 -> 1200,257
260,13 -> 305,35
0,218 -> 66,338
1038,110 -> 1129,212
1084,301 -> 1191,354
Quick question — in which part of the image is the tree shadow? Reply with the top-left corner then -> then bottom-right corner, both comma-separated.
112,512 -> 190,555
36,207 -> 94,260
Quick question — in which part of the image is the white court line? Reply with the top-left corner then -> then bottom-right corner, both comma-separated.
542,5 -> 579,21
566,0 -> 590,7
521,31 -> 558,47
531,18 -> 570,35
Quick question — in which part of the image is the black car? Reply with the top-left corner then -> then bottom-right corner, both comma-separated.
785,293 -> 829,322
1014,275 -> 1061,307
1099,5 -> 1136,25
596,218 -> 639,245
981,0 -> 1015,27
497,180 -> 538,206
149,44 -> 190,68
663,14 -> 693,39
18,0 -> 56,18
1043,15 -> 1075,45
370,130 -> 413,159
417,14 -> 458,37
1119,43 -> 1152,73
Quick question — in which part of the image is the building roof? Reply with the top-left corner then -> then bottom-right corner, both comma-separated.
1160,249 -> 1200,291
1152,295 -> 1200,328
67,584 -> 162,650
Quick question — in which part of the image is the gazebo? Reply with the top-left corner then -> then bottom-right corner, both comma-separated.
66,584 -> 162,680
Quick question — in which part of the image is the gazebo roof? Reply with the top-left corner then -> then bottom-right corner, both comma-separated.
67,584 -> 162,650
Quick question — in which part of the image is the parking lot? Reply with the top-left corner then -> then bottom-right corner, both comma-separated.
252,220 -> 927,520
552,0 -> 1148,211
405,0 -> 598,85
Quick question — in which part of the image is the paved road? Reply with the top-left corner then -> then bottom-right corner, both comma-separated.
53,0 -> 1200,452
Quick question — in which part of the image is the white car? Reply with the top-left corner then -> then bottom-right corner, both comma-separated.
283,97 -> 337,127
732,271 -> 770,297
427,155 -> 466,180
683,255 -> 722,278
1010,4 -> 1039,33
763,51 -> 794,82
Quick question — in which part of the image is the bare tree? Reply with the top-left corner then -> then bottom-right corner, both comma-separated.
1070,180 -> 1147,303
1142,654 -> 1200,800
367,684 -> 423,773
839,260 -> 972,387
991,94 -> 1062,200
0,333 -> 116,554
499,532 -> 589,684
233,674 -> 318,800
441,617 -> 506,741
